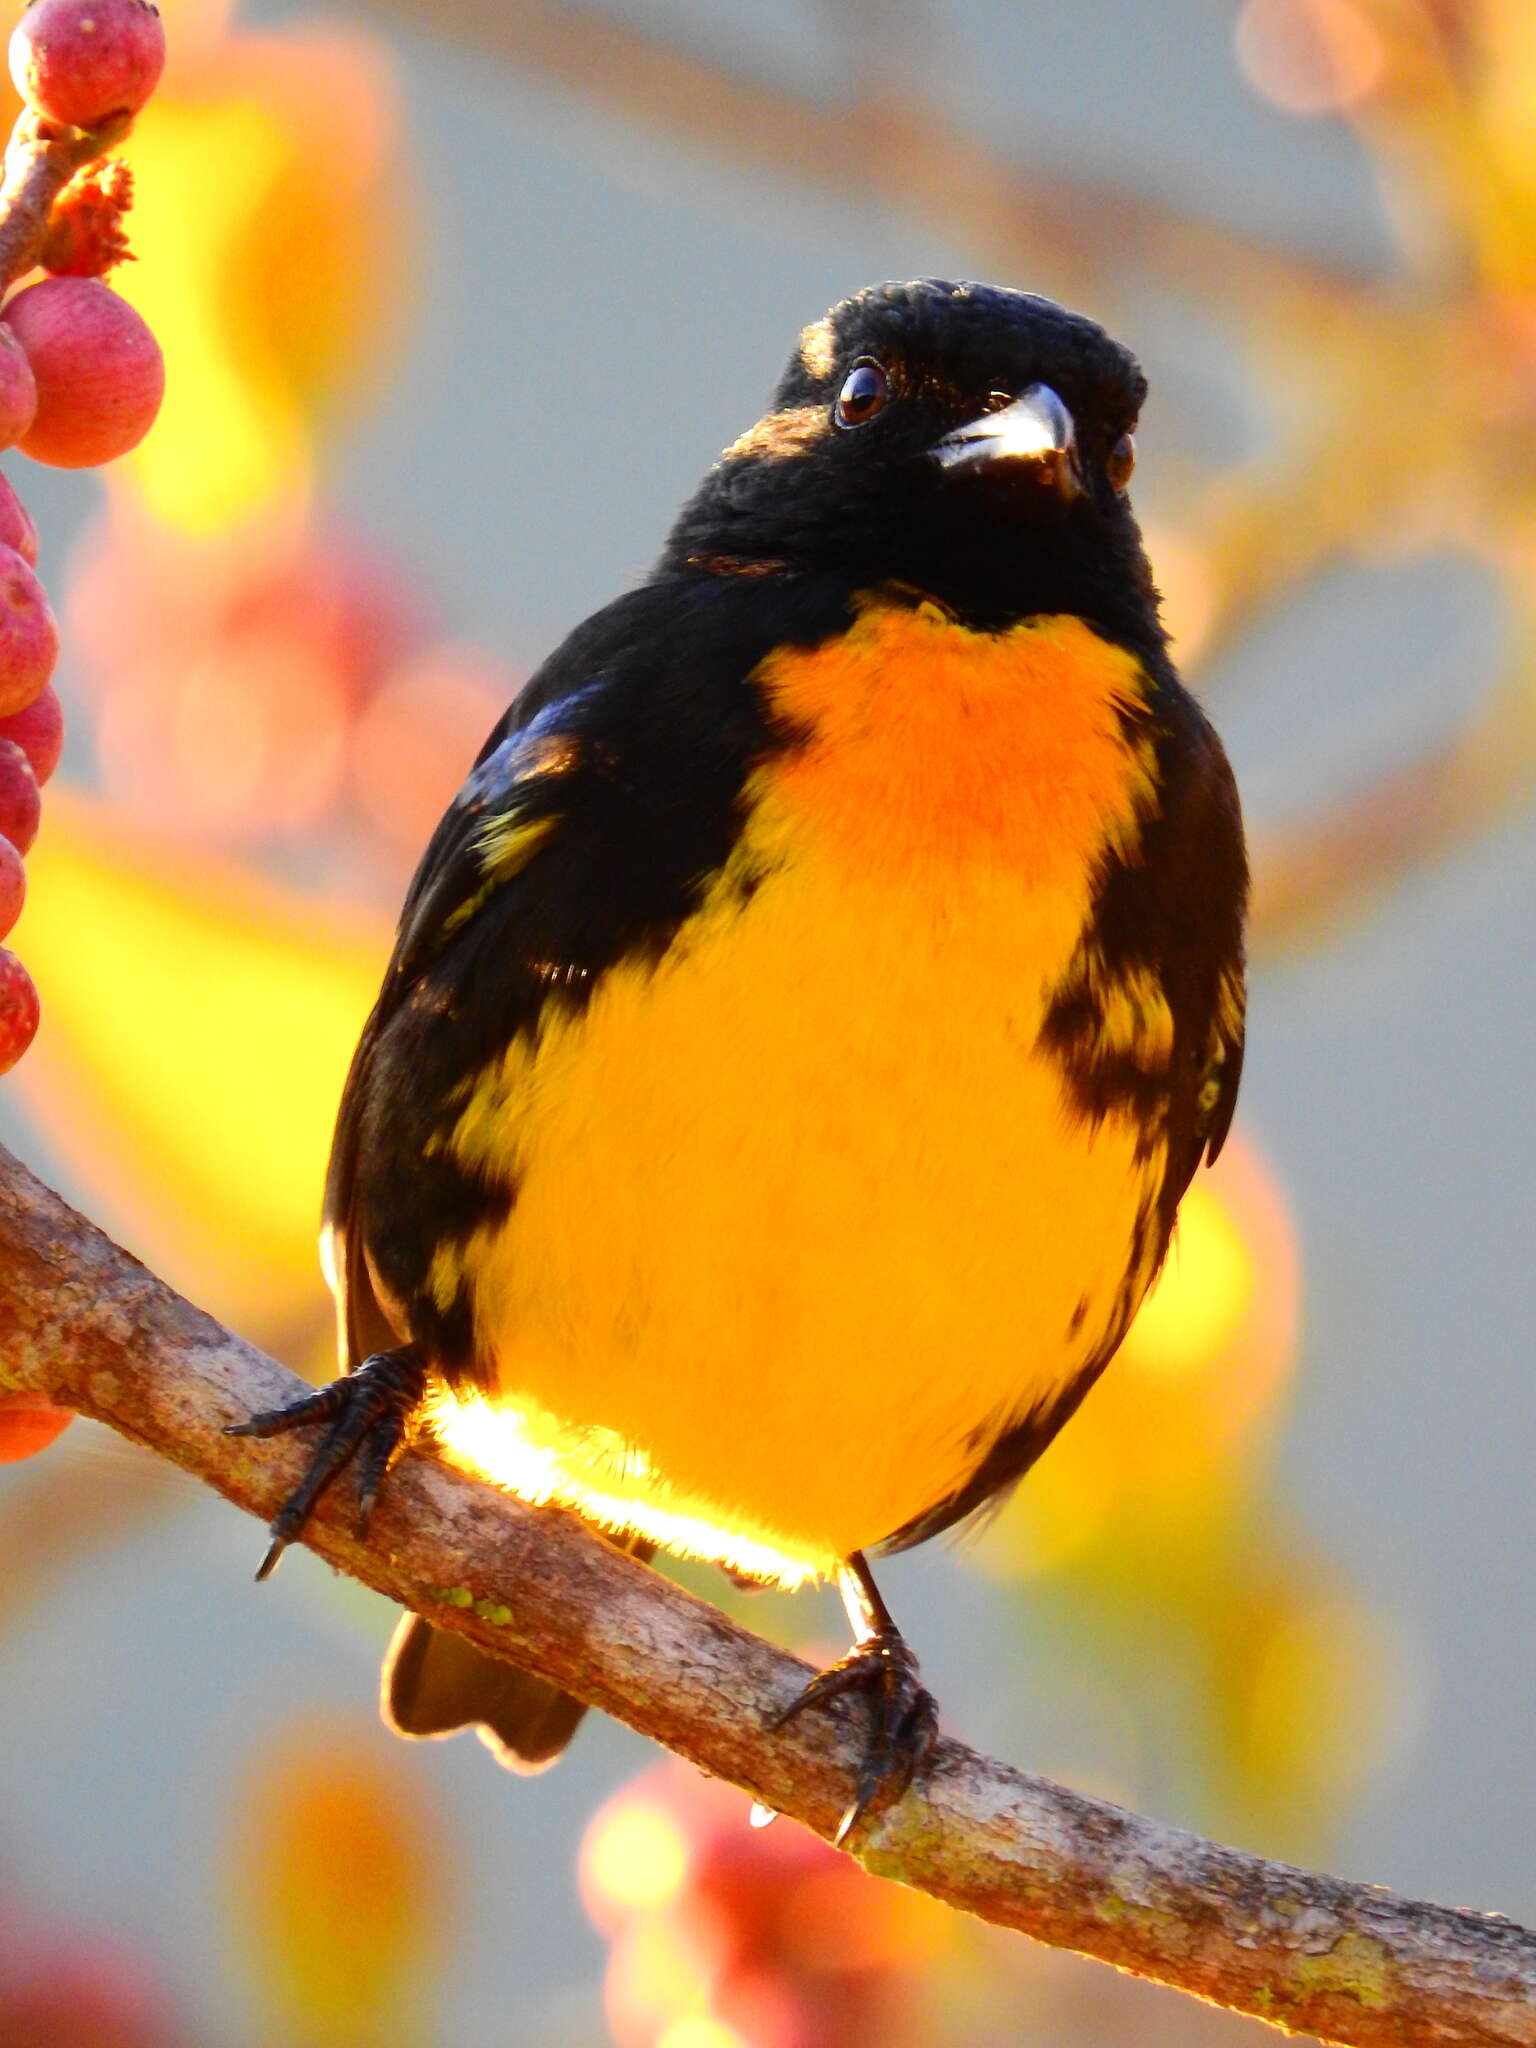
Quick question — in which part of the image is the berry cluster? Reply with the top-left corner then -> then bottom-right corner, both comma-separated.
0,0 -> 166,1075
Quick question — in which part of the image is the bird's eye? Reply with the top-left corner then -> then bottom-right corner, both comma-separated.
1107,432 -> 1136,492
836,359 -> 890,427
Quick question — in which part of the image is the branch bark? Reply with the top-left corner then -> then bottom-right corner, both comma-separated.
1,1142 -> 1532,2046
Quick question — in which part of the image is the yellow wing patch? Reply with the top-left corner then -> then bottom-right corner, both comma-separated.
473,812 -> 557,879
1075,951 -> 1176,1070
1214,962 -> 1246,1042
437,816 -> 558,942
466,732 -> 577,884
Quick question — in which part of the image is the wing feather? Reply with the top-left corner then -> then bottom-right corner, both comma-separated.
321,702 -> 592,1370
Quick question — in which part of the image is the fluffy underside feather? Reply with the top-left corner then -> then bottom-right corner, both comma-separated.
422,604 -> 1176,1586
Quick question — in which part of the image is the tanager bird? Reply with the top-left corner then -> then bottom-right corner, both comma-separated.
232,279 -> 1248,1839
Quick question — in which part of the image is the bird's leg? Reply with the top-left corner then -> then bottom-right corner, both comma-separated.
772,1550 -> 939,1844
224,1346 -> 427,1581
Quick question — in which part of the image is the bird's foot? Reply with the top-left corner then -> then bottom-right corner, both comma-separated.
772,1627 -> 938,1845
224,1346 -> 426,1580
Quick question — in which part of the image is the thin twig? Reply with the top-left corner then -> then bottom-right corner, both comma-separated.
1,1140 -> 1532,2048
0,106 -> 132,295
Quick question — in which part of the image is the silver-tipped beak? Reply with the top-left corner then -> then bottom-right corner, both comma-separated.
931,382 -> 1082,497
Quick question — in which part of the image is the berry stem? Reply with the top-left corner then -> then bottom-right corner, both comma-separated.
0,105 -> 132,296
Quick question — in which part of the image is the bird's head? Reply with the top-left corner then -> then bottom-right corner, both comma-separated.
662,278 -> 1164,658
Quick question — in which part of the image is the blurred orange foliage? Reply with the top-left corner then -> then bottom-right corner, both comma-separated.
226,1718 -> 450,2048
113,10 -> 413,531
17,790 -> 388,1339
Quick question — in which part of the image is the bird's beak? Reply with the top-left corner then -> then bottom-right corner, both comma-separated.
931,382 -> 1083,499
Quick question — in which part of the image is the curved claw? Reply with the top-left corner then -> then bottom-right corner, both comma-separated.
773,1626 -> 938,1844
225,1347 -> 425,1578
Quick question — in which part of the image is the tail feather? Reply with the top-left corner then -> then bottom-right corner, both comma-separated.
381,1534 -> 656,1774
382,1614 -> 589,1774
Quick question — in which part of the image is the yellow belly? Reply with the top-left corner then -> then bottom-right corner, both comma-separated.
428,604 -> 1168,1586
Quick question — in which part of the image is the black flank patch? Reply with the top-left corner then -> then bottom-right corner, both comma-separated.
882,674 -> 1247,1554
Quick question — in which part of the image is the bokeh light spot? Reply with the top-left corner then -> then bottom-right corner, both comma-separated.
585,1802 -> 691,1916
1235,0 -> 1386,117
658,2019 -> 750,2048
1131,1182 -> 1253,1376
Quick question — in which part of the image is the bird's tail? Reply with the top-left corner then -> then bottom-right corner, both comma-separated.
380,1536 -> 656,1773
382,1614 -> 588,1772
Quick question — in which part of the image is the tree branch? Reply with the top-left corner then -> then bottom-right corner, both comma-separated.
0,1143 -> 1532,2045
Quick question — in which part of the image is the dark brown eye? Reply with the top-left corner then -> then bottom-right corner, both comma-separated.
836,359 -> 889,427
1107,432 -> 1135,492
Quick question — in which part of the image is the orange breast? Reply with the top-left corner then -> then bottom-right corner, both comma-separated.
753,594 -> 1156,886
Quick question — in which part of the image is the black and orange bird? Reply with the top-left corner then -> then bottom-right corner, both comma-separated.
231,279 -> 1247,1838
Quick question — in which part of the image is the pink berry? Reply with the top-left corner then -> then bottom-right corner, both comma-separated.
0,471 -> 38,564
0,834 -> 22,939
0,543 -> 56,714
0,945 -> 38,1072
0,326 -> 37,448
9,0 -> 165,131
0,738 -> 41,853
6,277 -> 164,468
0,1392 -> 73,1458
0,682 -> 62,782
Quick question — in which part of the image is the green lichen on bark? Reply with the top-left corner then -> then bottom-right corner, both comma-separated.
1290,1932 -> 1392,2011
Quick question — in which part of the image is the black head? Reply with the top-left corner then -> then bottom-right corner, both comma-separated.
660,278 -> 1165,659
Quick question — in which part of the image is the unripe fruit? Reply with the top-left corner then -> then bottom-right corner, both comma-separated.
41,158 -> 133,276
0,833 -> 22,939
0,943 -> 39,1071
6,276 -> 164,468
0,471 -> 39,563
9,0 -> 165,131
0,682 -> 63,782
0,325 -> 37,447
0,737 -> 41,852
0,1392 -> 73,1459
0,542 -> 57,713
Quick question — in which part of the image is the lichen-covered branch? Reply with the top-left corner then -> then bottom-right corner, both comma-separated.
0,1140 -> 1532,2046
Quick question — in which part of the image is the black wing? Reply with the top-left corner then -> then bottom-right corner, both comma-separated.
321,702 -> 591,1369
321,570 -> 854,1378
